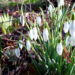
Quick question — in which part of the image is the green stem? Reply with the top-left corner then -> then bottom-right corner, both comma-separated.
2,26 -> 7,35
59,56 -> 62,75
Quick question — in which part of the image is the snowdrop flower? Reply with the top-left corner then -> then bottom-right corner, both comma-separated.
48,5 -> 53,12
58,0 -> 64,7
58,9 -> 62,20
58,23 -> 60,28
26,40 -> 31,51
33,27 -> 38,40
19,40 -> 23,49
66,36 -> 70,46
25,13 -> 29,17
36,16 -> 42,26
15,48 -> 20,58
69,20 -> 75,37
70,36 -> 75,46
57,43 -> 63,55
20,14 -> 25,26
29,29 -> 34,40
29,27 -> 38,40
47,11 -> 49,15
63,21 -> 70,33
43,28 -> 49,42
47,4 -> 55,16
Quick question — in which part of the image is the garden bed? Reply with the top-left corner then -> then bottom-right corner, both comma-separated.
0,0 -> 75,75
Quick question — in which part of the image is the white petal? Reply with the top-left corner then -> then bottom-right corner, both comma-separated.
63,22 -> 69,33
59,23 -> 60,28
66,36 -> 70,46
58,0 -> 64,7
70,20 -> 75,37
70,36 -> 75,46
33,27 -> 38,40
26,40 -> 31,51
29,29 -> 34,40
15,48 -> 20,58
36,17 -> 41,26
47,5 -> 55,17
19,40 -> 23,49
58,9 -> 62,20
43,28 -> 49,42
57,43 -> 63,55
25,13 -> 29,17
47,11 -> 49,14
48,5 -> 53,12
20,15 -> 25,26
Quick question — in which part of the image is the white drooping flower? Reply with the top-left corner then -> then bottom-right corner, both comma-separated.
29,27 -> 38,40
58,23 -> 60,28
57,43 -> 63,55
43,28 -> 49,42
58,0 -> 64,7
48,5 -> 53,12
15,48 -> 20,58
19,40 -> 23,49
69,20 -> 75,37
25,13 -> 29,17
70,36 -> 75,46
58,9 -> 62,20
20,14 -> 25,26
26,40 -> 31,51
36,16 -> 42,26
63,21 -> 70,33
47,4 -> 55,15
66,36 -> 70,46
29,29 -> 34,40
47,11 -> 49,15
32,27 -> 38,40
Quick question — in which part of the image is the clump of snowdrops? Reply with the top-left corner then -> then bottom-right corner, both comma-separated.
19,0 -> 75,75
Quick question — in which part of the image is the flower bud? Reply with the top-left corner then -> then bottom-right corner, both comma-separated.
43,28 -> 49,42
26,40 -> 31,51
36,16 -> 42,26
29,29 -> 34,40
63,21 -> 69,33
15,48 -> 20,58
57,43 -> 63,55
33,27 -> 38,40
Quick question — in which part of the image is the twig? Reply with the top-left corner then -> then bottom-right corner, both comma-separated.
24,4 -> 31,11
29,0 -> 32,11
0,1 -> 23,4
46,0 -> 55,7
